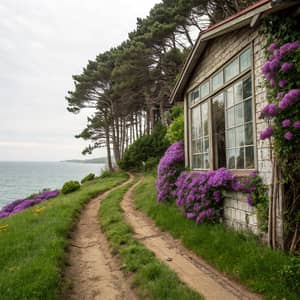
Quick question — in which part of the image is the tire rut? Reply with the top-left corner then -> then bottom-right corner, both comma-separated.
63,176 -> 137,300
121,177 -> 262,300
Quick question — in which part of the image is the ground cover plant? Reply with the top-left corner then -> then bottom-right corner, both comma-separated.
134,175 -> 299,299
0,190 -> 59,219
99,179 -> 203,300
0,172 -> 128,300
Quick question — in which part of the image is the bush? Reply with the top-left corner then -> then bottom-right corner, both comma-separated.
166,114 -> 184,143
61,180 -> 80,194
143,157 -> 160,172
156,141 -> 185,202
119,122 -> 169,171
281,253 -> 300,294
81,173 -> 95,184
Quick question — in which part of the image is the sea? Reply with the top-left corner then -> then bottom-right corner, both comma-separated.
0,161 -> 105,209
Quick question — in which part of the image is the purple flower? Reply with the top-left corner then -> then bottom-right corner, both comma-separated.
247,194 -> 253,206
260,103 -> 278,118
270,79 -> 276,87
284,131 -> 293,141
282,119 -> 291,128
279,89 -> 300,109
278,79 -> 288,88
259,127 -> 274,140
268,42 -> 277,52
293,121 -> 300,129
281,62 -> 293,73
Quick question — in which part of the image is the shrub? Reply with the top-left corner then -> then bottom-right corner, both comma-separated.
143,157 -> 160,172
156,141 -> 185,202
61,181 -> 80,194
281,253 -> 300,294
166,114 -> 184,143
81,173 -> 95,184
119,122 -> 169,171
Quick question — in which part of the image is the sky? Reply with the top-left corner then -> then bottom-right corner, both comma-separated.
0,0 -> 159,161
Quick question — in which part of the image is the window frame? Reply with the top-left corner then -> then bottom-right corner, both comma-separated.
187,44 -> 257,174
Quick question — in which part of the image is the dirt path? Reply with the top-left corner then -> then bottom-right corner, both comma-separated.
63,176 -> 137,300
121,177 -> 262,300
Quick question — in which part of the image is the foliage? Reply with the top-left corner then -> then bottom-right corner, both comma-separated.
61,180 -> 81,194
143,157 -> 160,172
260,15 -> 300,252
119,122 -> 169,171
134,175 -> 299,299
81,173 -> 95,184
99,179 -> 203,300
156,141 -> 185,202
281,253 -> 300,294
0,172 -> 128,300
0,190 -> 59,219
166,114 -> 184,143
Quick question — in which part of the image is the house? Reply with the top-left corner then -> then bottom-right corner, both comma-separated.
169,0 -> 300,247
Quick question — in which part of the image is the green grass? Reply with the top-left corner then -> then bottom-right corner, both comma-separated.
0,172 -> 128,300
99,178 -> 203,300
133,175 -> 299,300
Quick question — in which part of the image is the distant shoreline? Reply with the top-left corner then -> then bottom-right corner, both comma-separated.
62,157 -> 108,164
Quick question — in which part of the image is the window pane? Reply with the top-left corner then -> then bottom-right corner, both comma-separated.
196,139 -> 203,153
245,146 -> 255,169
201,81 -> 210,98
234,81 -> 243,103
240,48 -> 251,72
212,94 -> 226,168
204,137 -> 209,152
236,147 -> 245,169
244,99 -> 252,122
236,125 -> 245,147
243,77 -> 252,99
227,128 -> 235,148
212,71 -> 223,91
192,155 -> 199,168
235,103 -> 244,125
198,154 -> 203,169
204,153 -> 210,169
191,107 -> 200,138
227,108 -> 235,128
245,123 -> 253,145
227,149 -> 236,169
225,58 -> 239,82
201,102 -> 209,135
226,87 -> 234,108
192,140 -> 197,153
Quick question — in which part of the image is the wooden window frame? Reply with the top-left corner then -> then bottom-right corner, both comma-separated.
187,44 -> 257,174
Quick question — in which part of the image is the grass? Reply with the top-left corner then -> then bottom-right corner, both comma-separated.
133,175 -> 299,300
0,171 -> 128,300
99,178 -> 203,300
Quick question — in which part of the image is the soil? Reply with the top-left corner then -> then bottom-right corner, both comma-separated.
63,177 -> 137,300
121,177 -> 262,300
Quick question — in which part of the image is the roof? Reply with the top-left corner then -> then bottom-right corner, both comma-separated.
169,0 -> 299,103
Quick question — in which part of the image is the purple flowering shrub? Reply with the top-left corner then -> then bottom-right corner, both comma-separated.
156,141 -> 185,202
260,40 -> 300,156
173,169 -> 267,225
0,190 -> 59,219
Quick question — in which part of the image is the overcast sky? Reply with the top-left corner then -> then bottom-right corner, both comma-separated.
0,0 -> 159,161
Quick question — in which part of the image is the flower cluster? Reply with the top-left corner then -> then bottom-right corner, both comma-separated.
173,168 -> 262,224
0,190 -> 59,219
156,141 -> 185,202
260,41 -> 300,142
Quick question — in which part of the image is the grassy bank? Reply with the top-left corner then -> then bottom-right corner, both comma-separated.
99,178 -> 203,300
0,172 -> 128,300
134,175 -> 298,300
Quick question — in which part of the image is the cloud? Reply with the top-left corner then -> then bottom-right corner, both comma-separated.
0,0 -> 159,161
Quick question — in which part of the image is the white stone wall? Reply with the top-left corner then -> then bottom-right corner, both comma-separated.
184,25 -> 275,236
223,192 -> 258,234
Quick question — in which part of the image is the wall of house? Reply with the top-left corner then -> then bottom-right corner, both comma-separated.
184,25 -> 282,238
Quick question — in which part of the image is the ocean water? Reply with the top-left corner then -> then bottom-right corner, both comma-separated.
0,161 -> 105,209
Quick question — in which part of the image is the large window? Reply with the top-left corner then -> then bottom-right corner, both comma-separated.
189,47 -> 255,171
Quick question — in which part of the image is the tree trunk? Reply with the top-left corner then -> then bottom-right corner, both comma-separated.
104,125 -> 113,171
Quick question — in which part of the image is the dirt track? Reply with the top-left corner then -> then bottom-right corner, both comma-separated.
63,176 -> 137,300
121,177 -> 261,300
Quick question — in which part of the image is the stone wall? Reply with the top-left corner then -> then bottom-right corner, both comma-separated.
223,191 -> 258,234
